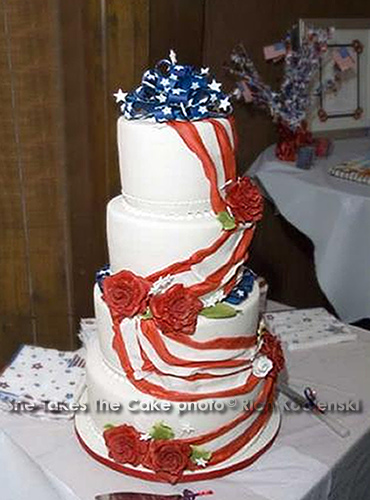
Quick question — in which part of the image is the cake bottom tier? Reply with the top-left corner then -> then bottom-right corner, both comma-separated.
75,336 -> 281,482
75,390 -> 280,482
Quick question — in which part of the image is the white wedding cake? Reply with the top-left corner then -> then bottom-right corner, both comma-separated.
75,53 -> 284,484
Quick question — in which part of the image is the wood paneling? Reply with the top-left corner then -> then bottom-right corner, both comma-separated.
149,0 -> 205,65
0,0 -> 72,364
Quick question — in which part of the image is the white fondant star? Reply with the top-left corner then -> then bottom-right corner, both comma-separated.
181,423 -> 195,435
219,96 -> 231,111
157,94 -> 167,103
236,290 -> 245,297
195,458 -> 208,468
209,79 -> 222,92
172,88 -> 183,95
200,67 -> 210,75
170,73 -> 178,81
126,102 -> 133,112
113,88 -> 127,103
150,275 -> 174,295
133,370 -> 145,380
140,432 -> 152,441
199,105 -> 208,114
161,78 -> 170,87
169,49 -> 177,65
163,106 -> 172,116
191,82 -> 200,90
210,93 -> 218,103
202,289 -> 225,308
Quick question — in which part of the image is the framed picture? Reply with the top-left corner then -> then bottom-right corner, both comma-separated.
299,18 -> 370,134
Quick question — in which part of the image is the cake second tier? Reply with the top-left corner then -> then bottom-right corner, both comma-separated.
107,195 -> 250,276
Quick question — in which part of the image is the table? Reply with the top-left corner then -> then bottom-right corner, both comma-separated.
249,137 -> 370,323
1,301 -> 370,500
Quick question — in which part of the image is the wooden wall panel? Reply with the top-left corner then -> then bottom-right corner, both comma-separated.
0,0 -> 73,364
149,0 -> 205,65
82,0 -> 150,268
0,0 -> 34,362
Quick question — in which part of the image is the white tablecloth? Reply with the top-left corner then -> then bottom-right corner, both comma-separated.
249,137 -> 370,322
1,302 -> 370,500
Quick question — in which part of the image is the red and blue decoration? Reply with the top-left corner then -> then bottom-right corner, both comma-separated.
96,265 -> 112,292
225,268 -> 255,305
114,50 -> 232,122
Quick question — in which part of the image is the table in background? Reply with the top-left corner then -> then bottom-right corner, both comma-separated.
249,137 -> 370,323
1,301 -> 370,500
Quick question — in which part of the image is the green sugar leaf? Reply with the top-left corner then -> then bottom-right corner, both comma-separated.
200,302 -> 239,319
190,446 -> 212,463
103,424 -> 114,430
217,211 -> 236,231
149,421 -> 175,440
141,308 -> 153,320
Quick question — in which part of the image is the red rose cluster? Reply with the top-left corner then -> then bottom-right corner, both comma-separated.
225,176 -> 263,224
260,331 -> 285,378
103,424 -> 192,483
103,272 -> 203,335
150,284 -> 203,335
102,270 -> 150,322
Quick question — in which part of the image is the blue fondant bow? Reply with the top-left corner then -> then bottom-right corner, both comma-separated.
114,51 -> 232,122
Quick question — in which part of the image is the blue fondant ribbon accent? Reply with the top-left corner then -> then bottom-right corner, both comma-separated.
224,268 -> 255,305
95,265 -> 111,292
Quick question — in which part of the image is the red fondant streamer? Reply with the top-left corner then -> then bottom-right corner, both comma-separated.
147,229 -> 232,283
163,330 -> 256,351
189,227 -> 254,297
139,347 -> 251,382
140,319 -> 251,370
168,121 -> 226,214
208,118 -> 236,182
112,322 -> 259,401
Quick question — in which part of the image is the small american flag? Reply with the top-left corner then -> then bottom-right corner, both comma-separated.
333,47 -> 355,72
263,42 -> 286,61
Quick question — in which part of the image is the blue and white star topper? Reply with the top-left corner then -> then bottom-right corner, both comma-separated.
114,50 -> 232,122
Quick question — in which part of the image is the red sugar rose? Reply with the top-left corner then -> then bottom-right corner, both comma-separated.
150,284 -> 203,335
144,439 -> 191,484
103,424 -> 148,466
260,331 -> 285,377
225,177 -> 263,224
102,270 -> 151,323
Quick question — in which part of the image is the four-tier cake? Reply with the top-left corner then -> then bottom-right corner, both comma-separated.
75,53 -> 285,484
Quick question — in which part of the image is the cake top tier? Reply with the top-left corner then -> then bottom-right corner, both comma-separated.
114,50 -> 232,122
115,52 -> 237,216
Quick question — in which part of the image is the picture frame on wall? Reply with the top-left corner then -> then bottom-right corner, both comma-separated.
299,18 -> 370,135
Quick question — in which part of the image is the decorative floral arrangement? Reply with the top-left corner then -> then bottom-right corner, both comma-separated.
226,27 -> 339,161
103,421 -> 212,484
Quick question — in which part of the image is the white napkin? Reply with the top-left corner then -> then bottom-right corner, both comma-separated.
263,308 -> 357,351
0,429 -> 80,500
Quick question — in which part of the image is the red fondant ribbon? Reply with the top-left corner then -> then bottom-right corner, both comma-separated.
112,322 -> 259,401
140,319 -> 251,370
208,118 -> 236,182
168,121 -> 227,214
